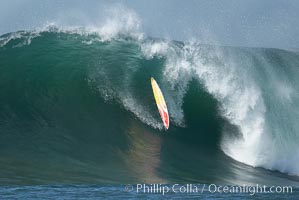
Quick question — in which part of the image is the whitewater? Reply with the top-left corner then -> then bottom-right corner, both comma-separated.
0,6 -> 298,185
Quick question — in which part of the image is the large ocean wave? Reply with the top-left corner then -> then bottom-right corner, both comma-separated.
0,8 -> 299,185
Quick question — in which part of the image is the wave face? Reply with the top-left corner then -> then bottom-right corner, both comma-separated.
0,28 -> 299,185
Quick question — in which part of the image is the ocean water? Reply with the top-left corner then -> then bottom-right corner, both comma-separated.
0,10 -> 299,199
0,185 -> 298,199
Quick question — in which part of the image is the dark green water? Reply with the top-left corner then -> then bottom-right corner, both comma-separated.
0,30 -> 299,192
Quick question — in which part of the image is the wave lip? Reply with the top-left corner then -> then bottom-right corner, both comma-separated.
1,24 -> 299,184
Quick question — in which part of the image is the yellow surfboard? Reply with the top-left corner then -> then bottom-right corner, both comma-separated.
151,77 -> 169,129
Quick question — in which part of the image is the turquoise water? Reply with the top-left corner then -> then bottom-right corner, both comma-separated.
0,29 -> 299,198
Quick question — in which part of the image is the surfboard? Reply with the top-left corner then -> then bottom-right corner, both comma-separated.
150,77 -> 169,129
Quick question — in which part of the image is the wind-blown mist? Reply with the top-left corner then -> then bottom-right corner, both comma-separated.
0,3 -> 298,185
0,0 -> 299,48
